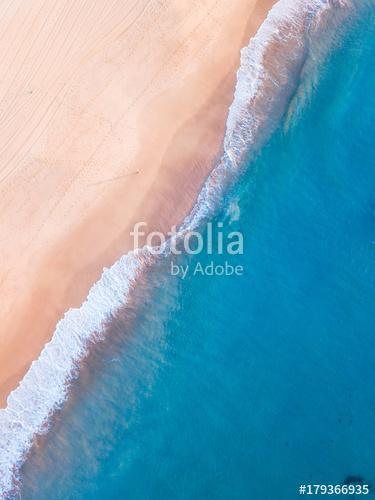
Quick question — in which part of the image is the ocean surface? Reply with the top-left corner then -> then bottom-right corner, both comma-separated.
3,1 -> 375,499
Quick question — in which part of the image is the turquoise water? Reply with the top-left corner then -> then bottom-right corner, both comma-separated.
20,6 -> 375,500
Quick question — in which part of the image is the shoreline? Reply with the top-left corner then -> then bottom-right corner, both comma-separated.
0,0 -> 357,494
0,0 -> 276,406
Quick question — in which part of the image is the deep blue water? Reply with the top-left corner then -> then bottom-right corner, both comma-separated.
20,6 -> 375,500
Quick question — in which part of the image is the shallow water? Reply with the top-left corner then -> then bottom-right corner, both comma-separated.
18,4 -> 375,499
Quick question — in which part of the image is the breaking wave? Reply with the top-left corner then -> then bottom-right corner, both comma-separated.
0,0 -> 357,496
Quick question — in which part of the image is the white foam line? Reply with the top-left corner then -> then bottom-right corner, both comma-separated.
0,0 -> 355,496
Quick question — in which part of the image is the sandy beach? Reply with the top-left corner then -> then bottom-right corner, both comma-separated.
0,0 -> 275,406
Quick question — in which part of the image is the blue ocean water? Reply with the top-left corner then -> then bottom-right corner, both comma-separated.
19,6 -> 374,500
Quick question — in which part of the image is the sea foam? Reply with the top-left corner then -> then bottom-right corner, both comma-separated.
0,0 -> 356,496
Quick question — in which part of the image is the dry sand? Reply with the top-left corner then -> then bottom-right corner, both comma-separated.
0,0 -> 276,406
